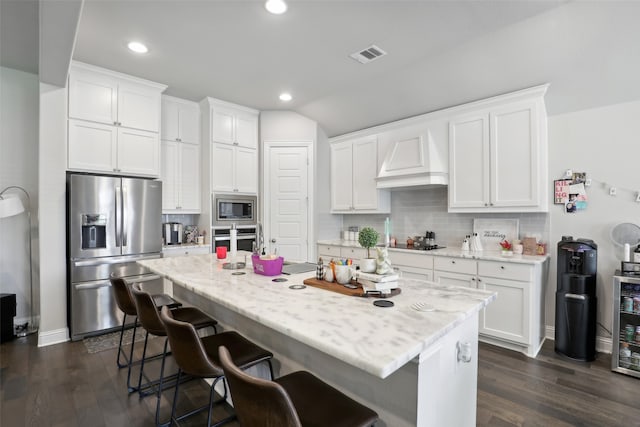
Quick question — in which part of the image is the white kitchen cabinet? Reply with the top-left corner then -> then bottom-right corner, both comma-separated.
317,244 -> 342,260
210,104 -> 258,149
211,143 -> 257,194
68,119 -> 160,177
161,96 -> 200,144
162,245 -> 210,258
330,136 -> 390,213
67,62 -> 166,177
448,85 -> 548,213
161,140 -> 201,213
390,251 -> 434,281
69,63 -> 164,132
161,96 -> 201,213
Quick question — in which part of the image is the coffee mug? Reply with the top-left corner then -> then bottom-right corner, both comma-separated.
216,246 -> 227,259
334,265 -> 354,285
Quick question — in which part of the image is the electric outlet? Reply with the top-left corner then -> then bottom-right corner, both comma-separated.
609,187 -> 617,196
564,169 -> 573,178
585,178 -> 592,187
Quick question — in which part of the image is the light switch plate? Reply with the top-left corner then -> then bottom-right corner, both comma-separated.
609,187 -> 617,196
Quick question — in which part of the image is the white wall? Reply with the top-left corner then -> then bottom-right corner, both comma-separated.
0,66 -> 40,328
37,82 -> 69,346
547,99 -> 640,342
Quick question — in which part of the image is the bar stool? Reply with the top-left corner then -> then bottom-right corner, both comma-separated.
159,306 -> 274,427
131,284 -> 219,426
219,345 -> 379,427
110,277 -> 182,393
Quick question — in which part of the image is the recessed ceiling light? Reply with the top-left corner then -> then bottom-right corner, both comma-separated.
265,0 -> 287,14
127,41 -> 148,54
279,93 -> 292,102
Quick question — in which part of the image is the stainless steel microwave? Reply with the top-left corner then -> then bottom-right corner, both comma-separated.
212,193 -> 257,226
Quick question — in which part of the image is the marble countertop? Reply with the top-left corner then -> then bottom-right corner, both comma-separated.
138,252 -> 495,379
162,243 -> 209,250
317,239 -> 549,265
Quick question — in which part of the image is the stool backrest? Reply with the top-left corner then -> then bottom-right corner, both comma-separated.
218,346 -> 301,427
110,278 -> 137,316
131,284 -> 165,336
159,306 -> 222,377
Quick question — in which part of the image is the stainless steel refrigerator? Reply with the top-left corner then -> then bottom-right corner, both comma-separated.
67,173 -> 163,341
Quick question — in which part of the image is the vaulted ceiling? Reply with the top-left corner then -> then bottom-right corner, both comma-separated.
4,1 -> 640,137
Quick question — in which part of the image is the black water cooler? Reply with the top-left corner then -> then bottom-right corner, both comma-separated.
555,236 -> 598,361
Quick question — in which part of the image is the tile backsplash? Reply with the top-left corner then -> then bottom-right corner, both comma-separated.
342,187 -> 550,249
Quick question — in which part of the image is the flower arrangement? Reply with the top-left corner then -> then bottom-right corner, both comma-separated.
499,240 -> 512,251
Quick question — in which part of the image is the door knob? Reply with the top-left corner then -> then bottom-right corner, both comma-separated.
271,238 -> 276,243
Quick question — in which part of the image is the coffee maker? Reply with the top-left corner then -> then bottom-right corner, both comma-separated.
555,236 -> 598,361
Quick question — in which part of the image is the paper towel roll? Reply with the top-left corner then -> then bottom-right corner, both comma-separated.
230,227 -> 238,260
624,243 -> 631,262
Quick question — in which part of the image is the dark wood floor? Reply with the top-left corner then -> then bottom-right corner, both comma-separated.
2,335 -> 639,426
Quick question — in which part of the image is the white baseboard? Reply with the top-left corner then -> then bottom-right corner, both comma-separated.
38,327 -> 70,347
545,326 -> 612,354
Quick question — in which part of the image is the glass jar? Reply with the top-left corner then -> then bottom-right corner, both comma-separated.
625,324 -> 635,342
620,343 -> 631,368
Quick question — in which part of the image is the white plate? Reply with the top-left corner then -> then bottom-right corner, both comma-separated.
411,302 -> 435,312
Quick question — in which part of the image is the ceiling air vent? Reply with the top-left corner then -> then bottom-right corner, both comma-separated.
349,45 -> 387,64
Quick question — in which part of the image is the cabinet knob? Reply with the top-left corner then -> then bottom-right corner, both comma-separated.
500,266 -> 505,269
471,277 -> 475,281
484,203 -> 488,207
271,238 -> 276,243
477,278 -> 482,282
113,121 -> 118,125
490,203 -> 494,206
233,142 -> 239,146
451,260 -> 456,264
457,341 -> 472,363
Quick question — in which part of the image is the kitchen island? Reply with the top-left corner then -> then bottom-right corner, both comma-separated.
138,253 -> 495,427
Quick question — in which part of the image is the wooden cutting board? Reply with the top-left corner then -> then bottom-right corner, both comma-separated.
302,277 -> 401,298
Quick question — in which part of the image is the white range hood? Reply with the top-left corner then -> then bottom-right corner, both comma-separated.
375,120 -> 449,189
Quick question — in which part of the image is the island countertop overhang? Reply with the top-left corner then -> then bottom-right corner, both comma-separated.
138,253 -> 495,379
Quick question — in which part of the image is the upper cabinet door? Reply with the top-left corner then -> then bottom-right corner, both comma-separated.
117,128 -> 160,177
449,113 -> 490,209
179,102 -> 200,144
330,141 -> 354,211
211,143 -> 235,193
235,112 -> 258,149
69,70 -> 118,125
352,136 -> 378,210
179,142 -> 201,210
490,100 -> 539,208
234,147 -> 258,193
161,97 -> 181,141
68,119 -> 118,173
161,97 -> 200,143
117,82 -> 161,132
161,140 -> 179,210
211,108 -> 235,145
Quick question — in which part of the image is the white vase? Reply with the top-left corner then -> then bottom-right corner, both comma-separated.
359,258 -> 377,273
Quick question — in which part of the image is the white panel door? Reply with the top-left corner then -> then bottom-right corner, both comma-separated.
235,147 -> 258,194
448,114 -> 490,208
161,140 -> 179,210
212,143 -> 235,192
117,128 -> 159,177
268,147 -> 309,262
352,136 -> 378,210
490,100 -> 539,207
68,119 -> 117,172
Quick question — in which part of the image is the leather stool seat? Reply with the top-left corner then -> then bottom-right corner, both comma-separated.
219,346 -> 378,427
275,371 -> 379,427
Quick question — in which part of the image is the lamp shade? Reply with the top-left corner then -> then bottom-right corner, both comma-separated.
0,193 -> 25,218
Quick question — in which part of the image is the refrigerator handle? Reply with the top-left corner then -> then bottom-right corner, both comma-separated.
115,185 -> 121,247
122,185 -> 128,248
